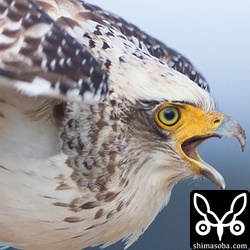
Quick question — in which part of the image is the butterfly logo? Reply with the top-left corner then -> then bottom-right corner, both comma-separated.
193,193 -> 247,241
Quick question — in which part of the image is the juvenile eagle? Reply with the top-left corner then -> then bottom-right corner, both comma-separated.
0,0 -> 246,249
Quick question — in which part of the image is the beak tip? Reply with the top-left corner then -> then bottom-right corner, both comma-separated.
238,126 -> 246,152
200,167 -> 225,189
240,135 -> 246,152
220,181 -> 226,190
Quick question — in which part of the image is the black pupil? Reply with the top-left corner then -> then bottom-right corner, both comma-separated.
164,109 -> 175,120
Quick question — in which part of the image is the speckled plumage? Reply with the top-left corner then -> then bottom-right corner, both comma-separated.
0,0 -> 246,250
0,0 -> 108,102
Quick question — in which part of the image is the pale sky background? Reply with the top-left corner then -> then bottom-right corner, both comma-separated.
85,1 -> 250,250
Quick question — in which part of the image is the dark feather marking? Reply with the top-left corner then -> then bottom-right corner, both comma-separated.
13,1 -> 30,12
53,202 -> 69,208
116,202 -> 124,212
94,208 -> 104,219
119,178 -> 126,187
106,210 -> 115,219
119,56 -> 126,62
56,182 -> 72,190
54,174 -> 65,180
104,59 -> 111,71
0,165 -> 10,171
93,29 -> 102,36
53,102 -> 66,126
85,225 -> 94,231
107,162 -> 115,175
64,217 -> 84,223
55,227 -> 70,231
6,10 -> 23,22
126,195 -> 134,207
89,39 -> 95,48
102,41 -> 110,50
83,32 -> 91,39
104,192 -> 119,202
80,1 -> 209,91
72,221 -> 108,239
106,31 -> 114,37
2,28 -> 20,38
42,196 -> 53,199
0,0 -> 109,101
80,202 -> 97,210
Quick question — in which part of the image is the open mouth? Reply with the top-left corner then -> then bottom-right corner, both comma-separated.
181,135 -> 221,160
181,135 -> 225,189
174,113 -> 245,189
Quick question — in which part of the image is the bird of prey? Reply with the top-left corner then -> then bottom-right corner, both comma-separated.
0,0 -> 246,249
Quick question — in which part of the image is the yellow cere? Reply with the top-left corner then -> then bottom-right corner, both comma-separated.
155,102 -> 223,138
154,102 -> 224,172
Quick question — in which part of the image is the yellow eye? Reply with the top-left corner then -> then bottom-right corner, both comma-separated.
157,107 -> 180,126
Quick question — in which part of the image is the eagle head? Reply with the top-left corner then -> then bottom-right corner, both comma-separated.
62,48 -> 246,247
58,21 -> 247,247
105,50 -> 246,190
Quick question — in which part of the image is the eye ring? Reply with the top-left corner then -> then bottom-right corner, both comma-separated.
157,107 -> 180,127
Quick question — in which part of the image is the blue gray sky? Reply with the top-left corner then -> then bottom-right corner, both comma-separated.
87,1 -> 250,249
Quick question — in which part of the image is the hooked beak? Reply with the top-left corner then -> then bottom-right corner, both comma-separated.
181,114 -> 246,189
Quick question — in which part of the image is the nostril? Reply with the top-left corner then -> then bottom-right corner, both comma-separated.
214,119 -> 221,124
